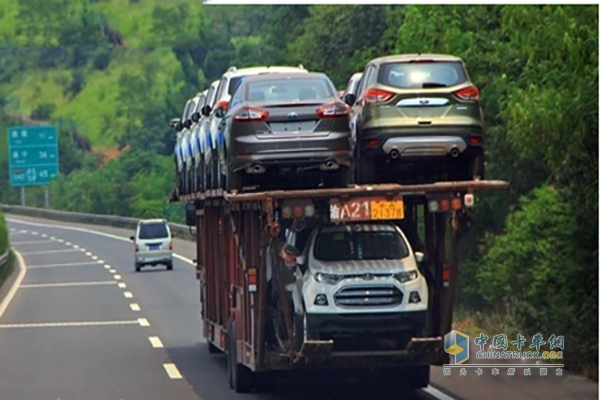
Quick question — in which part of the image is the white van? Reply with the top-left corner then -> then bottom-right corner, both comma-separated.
130,219 -> 173,272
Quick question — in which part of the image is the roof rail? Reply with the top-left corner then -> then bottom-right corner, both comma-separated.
227,66 -> 237,72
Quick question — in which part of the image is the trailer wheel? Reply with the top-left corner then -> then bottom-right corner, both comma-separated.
408,364 -> 430,388
228,321 -> 253,393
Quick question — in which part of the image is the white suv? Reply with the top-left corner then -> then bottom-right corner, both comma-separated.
200,65 -> 308,189
130,219 -> 173,272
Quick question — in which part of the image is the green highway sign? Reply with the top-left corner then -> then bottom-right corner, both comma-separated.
7,125 -> 60,187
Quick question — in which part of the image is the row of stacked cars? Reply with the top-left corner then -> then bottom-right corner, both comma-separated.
171,53 -> 485,195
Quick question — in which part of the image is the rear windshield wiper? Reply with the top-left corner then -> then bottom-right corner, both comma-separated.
421,82 -> 448,88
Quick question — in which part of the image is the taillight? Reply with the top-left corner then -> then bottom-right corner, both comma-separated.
169,242 -> 173,251
316,102 -> 348,118
216,100 -> 229,111
233,107 -> 269,122
454,86 -> 480,101
364,88 -> 395,104
135,245 -> 139,253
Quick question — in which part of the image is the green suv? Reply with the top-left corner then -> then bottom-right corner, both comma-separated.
344,54 -> 484,184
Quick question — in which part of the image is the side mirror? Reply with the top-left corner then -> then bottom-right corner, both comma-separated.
296,255 -> 305,266
214,107 -> 226,119
344,93 -> 356,106
183,119 -> 192,129
414,251 -> 425,264
191,112 -> 201,123
129,236 -> 135,241
201,105 -> 212,117
169,118 -> 180,128
175,121 -> 184,132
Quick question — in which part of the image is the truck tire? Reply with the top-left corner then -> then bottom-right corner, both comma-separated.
228,321 -> 253,393
135,262 -> 141,272
166,262 -> 173,271
408,364 -> 430,388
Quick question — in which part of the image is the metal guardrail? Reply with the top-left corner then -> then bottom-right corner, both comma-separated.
0,205 -> 196,241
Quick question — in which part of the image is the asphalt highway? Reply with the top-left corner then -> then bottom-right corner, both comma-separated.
0,215 -> 596,400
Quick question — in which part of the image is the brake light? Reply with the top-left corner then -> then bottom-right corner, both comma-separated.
216,100 -> 229,111
135,245 -> 139,253
316,102 -> 349,118
469,136 -> 482,145
454,86 -> 480,101
169,242 -> 173,251
233,107 -> 269,122
409,59 -> 434,63
366,139 -> 381,148
364,88 -> 395,104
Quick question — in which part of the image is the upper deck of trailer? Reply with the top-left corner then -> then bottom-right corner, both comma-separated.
175,180 -> 510,204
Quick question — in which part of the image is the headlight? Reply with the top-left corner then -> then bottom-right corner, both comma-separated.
314,272 -> 343,285
394,270 -> 419,283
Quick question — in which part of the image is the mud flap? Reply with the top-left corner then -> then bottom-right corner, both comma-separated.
296,339 -> 334,363
406,337 -> 443,364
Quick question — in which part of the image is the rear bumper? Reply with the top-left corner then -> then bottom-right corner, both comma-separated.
228,132 -> 353,173
136,251 -> 173,265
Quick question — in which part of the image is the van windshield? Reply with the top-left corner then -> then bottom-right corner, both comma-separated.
313,230 -> 409,261
138,223 -> 169,240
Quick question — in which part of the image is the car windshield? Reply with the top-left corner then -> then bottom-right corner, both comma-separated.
138,223 -> 169,240
245,78 -> 334,103
313,230 -> 409,261
379,61 -> 468,89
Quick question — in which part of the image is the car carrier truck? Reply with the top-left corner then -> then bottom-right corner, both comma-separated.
174,179 -> 509,393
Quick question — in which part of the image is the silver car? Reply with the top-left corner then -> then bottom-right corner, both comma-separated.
130,219 -> 173,272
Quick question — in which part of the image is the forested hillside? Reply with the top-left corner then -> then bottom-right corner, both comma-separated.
0,3 -> 597,378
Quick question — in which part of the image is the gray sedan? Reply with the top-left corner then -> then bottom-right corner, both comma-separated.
217,72 -> 354,192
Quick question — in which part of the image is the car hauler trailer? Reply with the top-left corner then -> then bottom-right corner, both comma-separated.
177,180 -> 509,393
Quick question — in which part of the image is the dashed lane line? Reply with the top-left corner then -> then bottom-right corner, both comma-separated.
422,386 -> 457,400
118,283 -> 127,289
149,336 -> 164,348
114,274 -> 122,280
20,281 -> 118,289
163,363 -> 182,379
27,261 -> 103,269
130,303 -> 141,311
9,240 -> 54,245
0,320 -> 141,329
104,264 -> 111,269
109,269 -> 117,274
123,291 -> 133,298
138,318 -> 150,327
20,249 -> 80,256
85,252 -> 92,256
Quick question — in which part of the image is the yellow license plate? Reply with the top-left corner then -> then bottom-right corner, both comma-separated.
370,200 -> 404,220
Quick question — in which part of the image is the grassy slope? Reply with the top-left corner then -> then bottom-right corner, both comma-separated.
0,0 -> 202,150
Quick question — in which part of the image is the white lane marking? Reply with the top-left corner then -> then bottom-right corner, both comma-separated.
65,242 -> 71,245
20,281 -> 117,288
57,239 -> 64,243
114,274 -> 122,280
104,265 -> 111,269
20,230 -> 28,233
130,303 -> 141,311
27,261 -> 101,269
124,291 -> 133,298
163,363 -> 182,379
41,234 -> 47,238
85,252 -> 92,256
0,320 -> 140,329
423,386 -> 456,400
97,259 -> 104,264
0,250 -> 27,320
50,236 -> 56,240
109,269 -> 116,274
79,248 -> 85,252
9,240 -> 53,245
92,256 -> 98,260
138,318 -> 150,327
31,232 -> 38,236
6,219 -> 195,265
20,249 -> 80,255
149,336 -> 164,348
118,283 -> 127,288
9,228 -> 14,231
73,245 -> 79,249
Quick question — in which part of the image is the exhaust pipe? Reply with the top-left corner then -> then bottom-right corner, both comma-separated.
389,149 -> 400,160
246,164 -> 266,174
449,147 -> 460,158
319,160 -> 339,171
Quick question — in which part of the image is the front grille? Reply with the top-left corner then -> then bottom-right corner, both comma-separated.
334,285 -> 403,307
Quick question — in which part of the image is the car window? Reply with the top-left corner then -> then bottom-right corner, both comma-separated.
245,78 -> 334,104
138,222 -> 170,240
356,65 -> 373,98
215,77 -> 228,102
228,76 -> 244,97
379,61 -> 467,88
313,230 -> 408,261
207,84 -> 217,107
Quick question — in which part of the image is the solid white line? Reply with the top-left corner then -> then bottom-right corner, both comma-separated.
0,320 -> 140,329
9,240 -> 53,245
163,363 -> 182,379
109,269 -> 116,274
6,219 -> 195,265
0,250 -> 27,320
423,386 -> 456,400
27,261 -> 101,269
20,281 -> 117,288
130,303 -> 140,311
118,283 -> 126,288
20,249 -> 80,255
85,252 -> 92,256
138,318 -> 150,327
114,274 -> 122,280
149,336 -> 164,348
124,291 -> 133,298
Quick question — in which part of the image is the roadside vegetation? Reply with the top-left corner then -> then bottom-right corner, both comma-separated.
0,211 -> 14,290
0,3 -> 596,378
